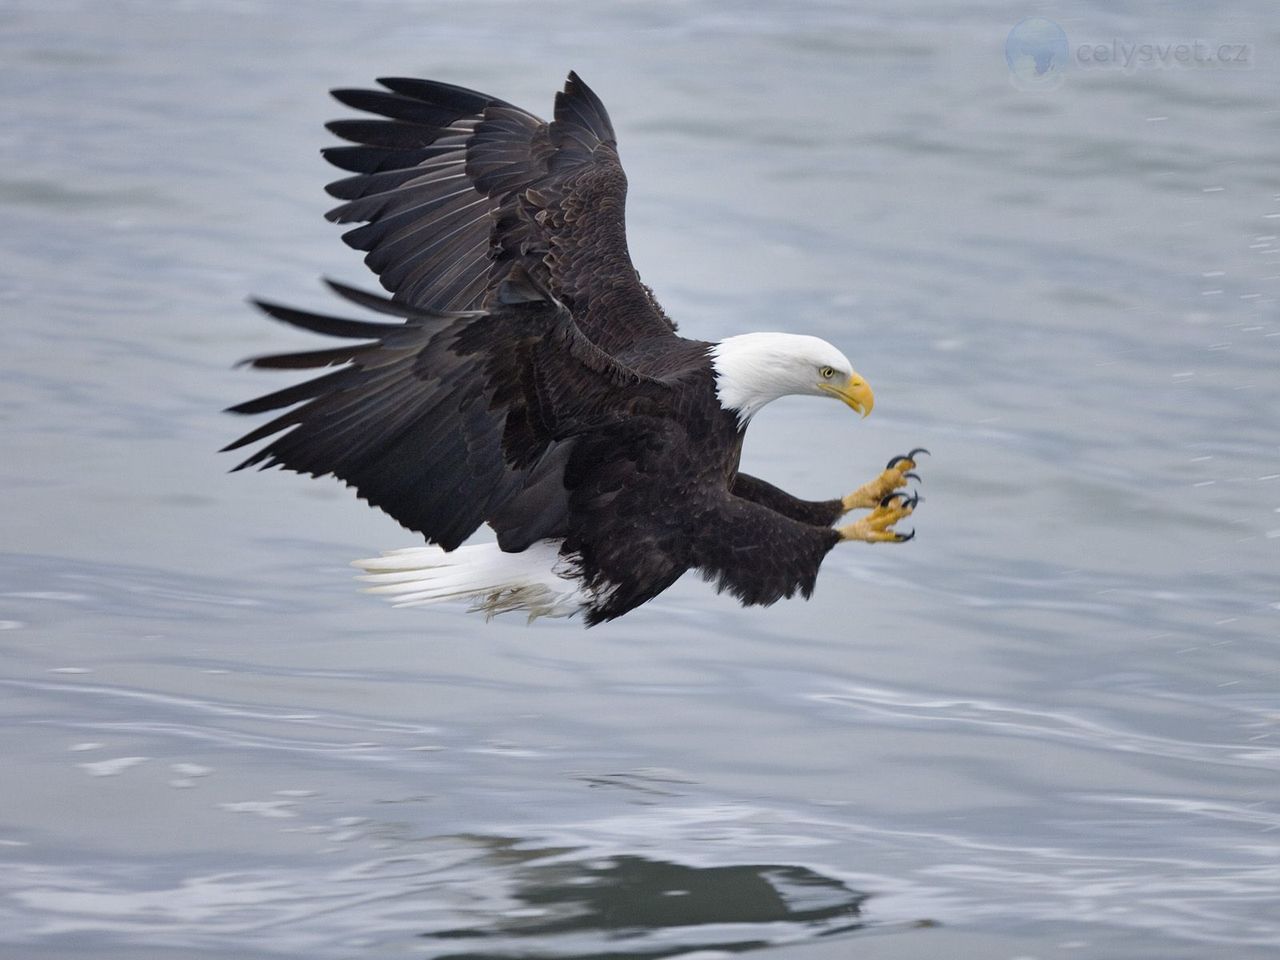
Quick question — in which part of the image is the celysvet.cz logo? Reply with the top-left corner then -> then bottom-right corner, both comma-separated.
1005,18 -> 1252,90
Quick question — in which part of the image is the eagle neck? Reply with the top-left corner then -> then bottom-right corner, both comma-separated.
707,334 -> 787,427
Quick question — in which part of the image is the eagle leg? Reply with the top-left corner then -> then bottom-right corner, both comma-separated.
840,448 -> 928,514
839,491 -> 918,543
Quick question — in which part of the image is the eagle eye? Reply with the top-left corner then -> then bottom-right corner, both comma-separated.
819,366 -> 836,380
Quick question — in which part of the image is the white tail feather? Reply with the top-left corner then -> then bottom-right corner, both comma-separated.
353,540 -> 583,621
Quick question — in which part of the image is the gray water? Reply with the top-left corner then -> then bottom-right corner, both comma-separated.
2,2 -> 1278,958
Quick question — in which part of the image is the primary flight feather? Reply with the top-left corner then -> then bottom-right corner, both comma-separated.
226,72 -> 926,625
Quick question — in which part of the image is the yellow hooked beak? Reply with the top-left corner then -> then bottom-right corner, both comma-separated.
819,372 -> 874,418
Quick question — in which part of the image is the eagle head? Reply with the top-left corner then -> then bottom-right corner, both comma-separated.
709,332 -> 874,425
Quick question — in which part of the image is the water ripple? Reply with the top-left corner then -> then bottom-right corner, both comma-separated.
810,682 -> 1280,769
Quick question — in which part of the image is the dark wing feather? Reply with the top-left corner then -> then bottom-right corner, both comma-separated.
323,72 -> 678,353
225,277 -> 672,549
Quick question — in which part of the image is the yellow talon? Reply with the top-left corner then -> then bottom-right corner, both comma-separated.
839,492 -> 917,543
841,447 -> 928,514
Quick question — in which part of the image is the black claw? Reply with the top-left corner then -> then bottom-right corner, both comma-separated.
904,471 -> 921,483
881,491 -> 909,508
905,491 -> 921,509
894,528 -> 916,543
886,448 -> 931,470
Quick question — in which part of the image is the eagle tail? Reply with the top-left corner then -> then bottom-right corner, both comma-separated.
353,540 -> 582,621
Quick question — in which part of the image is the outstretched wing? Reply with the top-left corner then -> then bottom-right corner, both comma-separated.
324,72 -> 676,354
223,273 -> 672,550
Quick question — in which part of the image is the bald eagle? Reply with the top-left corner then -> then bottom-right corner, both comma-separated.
226,73 -> 925,625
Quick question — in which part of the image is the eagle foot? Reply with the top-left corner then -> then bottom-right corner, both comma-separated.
839,491 -> 918,543
841,448 -> 928,513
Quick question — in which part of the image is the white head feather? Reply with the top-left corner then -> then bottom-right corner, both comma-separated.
709,332 -> 866,425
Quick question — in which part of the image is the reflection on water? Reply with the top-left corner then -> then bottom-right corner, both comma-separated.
428,843 -> 870,958
4,824 -> 889,958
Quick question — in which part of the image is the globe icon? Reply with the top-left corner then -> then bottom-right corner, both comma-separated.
1005,18 -> 1069,90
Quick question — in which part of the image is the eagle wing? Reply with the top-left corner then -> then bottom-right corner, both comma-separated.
228,73 -> 685,550
224,272 -> 673,551
324,72 -> 677,354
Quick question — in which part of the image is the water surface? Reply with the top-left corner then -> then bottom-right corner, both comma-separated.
2,2 -> 1278,958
